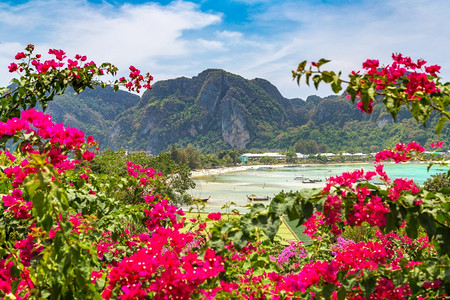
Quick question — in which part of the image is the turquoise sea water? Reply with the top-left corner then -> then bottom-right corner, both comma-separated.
188,163 -> 449,212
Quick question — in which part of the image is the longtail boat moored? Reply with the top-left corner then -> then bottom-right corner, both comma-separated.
246,195 -> 270,201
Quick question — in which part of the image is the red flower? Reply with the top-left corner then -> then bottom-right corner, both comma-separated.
81,150 -> 95,161
430,141 -> 443,148
207,212 -> 222,221
15,52 -> 26,60
8,62 -> 18,73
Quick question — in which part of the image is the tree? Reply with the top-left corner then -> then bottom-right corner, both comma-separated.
1,44 -> 450,299
423,172 -> 450,193
292,54 -> 449,133
285,151 -> 297,163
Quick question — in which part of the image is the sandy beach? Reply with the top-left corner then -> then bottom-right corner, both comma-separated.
189,162 -> 373,178
190,164 -> 290,178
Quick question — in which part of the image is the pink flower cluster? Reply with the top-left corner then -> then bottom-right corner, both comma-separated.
14,234 -> 43,267
144,199 -> 185,232
305,141 -> 428,239
430,141 -> 444,148
9,45 -> 153,93
126,161 -> 156,180
375,141 -> 426,163
348,193 -> 389,226
2,189 -> 32,219
360,53 -> 441,100
206,226 -> 436,299
119,66 -> 153,93
324,169 -> 376,193
102,228 -> 224,299
303,211 -> 324,238
207,212 -> 222,221
275,241 -> 307,270
0,109 -> 96,188
0,258 -> 34,298
281,261 -> 338,293
388,178 -> 420,201
3,164 -> 38,188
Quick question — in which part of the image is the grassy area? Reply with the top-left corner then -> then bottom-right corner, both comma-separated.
282,217 -> 311,244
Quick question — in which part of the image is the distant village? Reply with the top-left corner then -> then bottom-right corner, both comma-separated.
239,150 -> 450,164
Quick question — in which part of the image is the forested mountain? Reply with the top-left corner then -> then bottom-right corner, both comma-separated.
46,69 -> 449,154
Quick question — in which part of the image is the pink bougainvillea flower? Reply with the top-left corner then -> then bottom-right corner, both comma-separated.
8,62 -> 18,72
207,212 -> 222,221
430,141 -> 443,148
15,52 -> 26,60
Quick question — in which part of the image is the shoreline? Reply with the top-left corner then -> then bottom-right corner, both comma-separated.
190,164 -> 289,178
190,160 -> 450,178
190,162 -> 371,178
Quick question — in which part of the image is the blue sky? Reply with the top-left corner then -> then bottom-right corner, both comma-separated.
1,0 -> 450,99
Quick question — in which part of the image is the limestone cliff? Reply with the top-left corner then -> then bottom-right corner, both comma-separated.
44,69 -> 446,154
108,69 -> 297,153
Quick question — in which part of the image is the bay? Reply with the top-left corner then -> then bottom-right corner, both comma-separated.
188,163 -> 448,213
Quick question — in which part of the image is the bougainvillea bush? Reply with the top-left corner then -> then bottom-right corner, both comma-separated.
0,46 -> 449,299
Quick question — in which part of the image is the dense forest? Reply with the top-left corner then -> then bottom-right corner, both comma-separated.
45,69 -> 449,154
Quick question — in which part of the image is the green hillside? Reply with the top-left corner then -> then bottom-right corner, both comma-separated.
44,69 -> 449,154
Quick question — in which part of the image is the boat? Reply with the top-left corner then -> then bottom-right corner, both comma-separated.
294,175 -> 305,180
201,196 -> 211,202
193,196 -> 211,203
302,178 -> 322,183
247,195 -> 270,201
257,167 -> 273,171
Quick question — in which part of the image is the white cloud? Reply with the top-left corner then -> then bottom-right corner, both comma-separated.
216,30 -> 243,41
0,0 -> 222,86
233,0 -> 450,99
191,39 -> 224,51
1,0 -> 450,101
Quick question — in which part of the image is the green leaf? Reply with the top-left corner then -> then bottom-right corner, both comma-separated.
10,264 -> 21,278
32,191 -> 46,217
41,213 -> 54,232
250,203 -> 266,216
362,276 -> 376,298
337,287 -> 347,300
209,237 -> 225,252
23,174 -> 40,194
241,216 -> 255,234
419,212 -> 436,238
313,75 -> 322,90
384,203 -> 407,232
228,230 -> 249,250
440,187 -> 450,195
86,283 -> 103,300
305,71 -> 312,86
287,205 -> 300,221
297,60 -> 307,72
317,58 -> 331,67
434,226 -> 450,256
220,222 -> 234,235
445,265 -> 450,282
254,214 -> 282,241
435,116 -> 446,134
11,280 -> 21,294
300,201 -> 314,224
322,283 -> 336,299
299,188 -> 321,201
321,71 -> 333,83
405,207 -> 420,239
269,198 -> 286,217
331,80 -> 342,94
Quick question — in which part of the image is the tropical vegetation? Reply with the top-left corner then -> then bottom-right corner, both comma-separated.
0,45 -> 448,299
